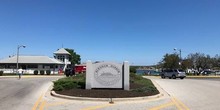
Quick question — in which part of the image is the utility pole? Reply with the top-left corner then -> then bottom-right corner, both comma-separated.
16,45 -> 26,73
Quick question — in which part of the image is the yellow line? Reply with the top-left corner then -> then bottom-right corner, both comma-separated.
149,102 -> 174,110
46,101 -> 70,107
32,93 -> 43,110
39,100 -> 46,110
81,104 -> 112,110
171,97 -> 183,110
173,97 -> 190,110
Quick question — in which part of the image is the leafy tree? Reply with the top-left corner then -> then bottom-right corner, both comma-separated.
181,59 -> 193,70
187,53 -> 213,70
159,52 -> 220,71
65,48 -> 81,65
130,66 -> 137,73
161,54 -> 180,69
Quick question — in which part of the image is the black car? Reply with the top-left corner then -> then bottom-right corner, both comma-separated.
65,68 -> 75,77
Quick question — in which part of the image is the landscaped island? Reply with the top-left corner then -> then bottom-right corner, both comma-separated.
53,73 -> 159,98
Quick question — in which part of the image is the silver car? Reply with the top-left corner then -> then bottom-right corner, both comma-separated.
161,69 -> 186,79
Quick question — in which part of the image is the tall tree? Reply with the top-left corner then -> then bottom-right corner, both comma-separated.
65,48 -> 81,65
181,59 -> 193,70
161,54 -> 180,69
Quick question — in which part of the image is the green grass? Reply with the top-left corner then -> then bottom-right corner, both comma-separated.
130,73 -> 158,93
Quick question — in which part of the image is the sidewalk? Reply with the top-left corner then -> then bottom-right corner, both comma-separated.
0,75 -> 64,78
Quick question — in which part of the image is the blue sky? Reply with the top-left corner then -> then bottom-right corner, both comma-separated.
0,0 -> 220,65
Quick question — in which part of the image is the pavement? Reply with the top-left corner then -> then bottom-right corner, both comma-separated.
2,75 -> 220,110
32,76 -> 191,110
44,76 -> 220,110
0,76 -> 63,110
0,75 -> 64,78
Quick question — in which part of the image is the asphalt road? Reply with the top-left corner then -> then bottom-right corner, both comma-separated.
0,76 -> 62,110
150,76 -> 220,110
1,76 -> 220,110
45,76 -> 220,110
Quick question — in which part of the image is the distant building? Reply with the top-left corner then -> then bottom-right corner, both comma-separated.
53,48 -> 71,71
0,48 -> 71,74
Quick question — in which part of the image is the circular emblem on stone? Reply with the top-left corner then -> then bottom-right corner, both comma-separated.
94,64 -> 121,86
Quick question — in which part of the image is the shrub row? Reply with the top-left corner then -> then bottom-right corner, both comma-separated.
34,70 -> 51,75
0,71 -> 3,76
130,73 -> 159,93
53,74 -> 85,91
53,72 -> 158,94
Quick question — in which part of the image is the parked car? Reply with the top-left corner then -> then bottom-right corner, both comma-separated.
200,69 -> 214,75
64,68 -> 75,77
160,69 -> 186,79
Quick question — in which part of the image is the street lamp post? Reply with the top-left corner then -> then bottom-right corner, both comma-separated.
174,48 -> 182,66
16,45 -> 26,73
174,48 -> 181,60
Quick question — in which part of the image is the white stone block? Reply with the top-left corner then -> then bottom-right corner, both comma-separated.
86,61 -> 130,90
86,60 -> 92,89
123,61 -> 130,90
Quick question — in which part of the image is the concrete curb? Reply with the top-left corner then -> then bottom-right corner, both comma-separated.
50,78 -> 164,102
0,75 -> 64,78
186,76 -> 220,78
51,90 -> 163,102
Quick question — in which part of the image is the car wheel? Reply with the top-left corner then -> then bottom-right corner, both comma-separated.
172,75 -> 176,79
180,77 -> 184,79
161,75 -> 165,79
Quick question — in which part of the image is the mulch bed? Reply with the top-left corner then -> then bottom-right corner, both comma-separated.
55,83 -> 159,98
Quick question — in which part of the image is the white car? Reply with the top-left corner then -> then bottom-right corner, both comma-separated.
161,69 -> 186,79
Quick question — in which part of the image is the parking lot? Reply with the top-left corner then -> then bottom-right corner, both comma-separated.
1,76 -> 220,110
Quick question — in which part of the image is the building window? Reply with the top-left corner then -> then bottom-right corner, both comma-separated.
57,55 -> 65,62
27,65 -> 38,69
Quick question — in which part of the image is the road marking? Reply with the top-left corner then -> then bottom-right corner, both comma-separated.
149,102 -> 174,110
81,104 -> 112,110
149,97 -> 190,110
45,101 -> 70,108
39,100 -> 46,110
171,97 -> 183,110
32,93 -> 43,110
172,97 -> 190,110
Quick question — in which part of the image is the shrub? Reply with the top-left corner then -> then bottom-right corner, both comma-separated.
53,85 -> 64,91
0,71 -> 3,76
130,73 -> 159,93
53,74 -> 86,91
130,72 -> 142,83
40,70 -> 45,75
34,70 -> 38,75
53,73 -> 158,94
46,70 -> 51,75
130,66 -> 137,73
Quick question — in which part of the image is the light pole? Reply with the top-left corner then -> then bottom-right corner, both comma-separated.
174,48 -> 182,66
16,45 -> 26,73
174,48 -> 181,60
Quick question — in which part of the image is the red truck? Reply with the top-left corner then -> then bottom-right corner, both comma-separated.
75,65 -> 86,73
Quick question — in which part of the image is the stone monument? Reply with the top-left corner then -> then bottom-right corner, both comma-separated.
86,61 -> 129,90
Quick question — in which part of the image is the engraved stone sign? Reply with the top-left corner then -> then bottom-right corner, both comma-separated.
86,61 -> 129,90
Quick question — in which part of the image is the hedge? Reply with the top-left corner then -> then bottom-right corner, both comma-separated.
34,70 -> 38,75
0,71 -> 3,76
40,70 -> 45,75
46,70 -> 51,75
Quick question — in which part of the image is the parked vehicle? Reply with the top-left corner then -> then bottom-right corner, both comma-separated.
200,69 -> 214,75
75,65 -> 86,73
160,69 -> 186,79
64,68 -> 75,77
